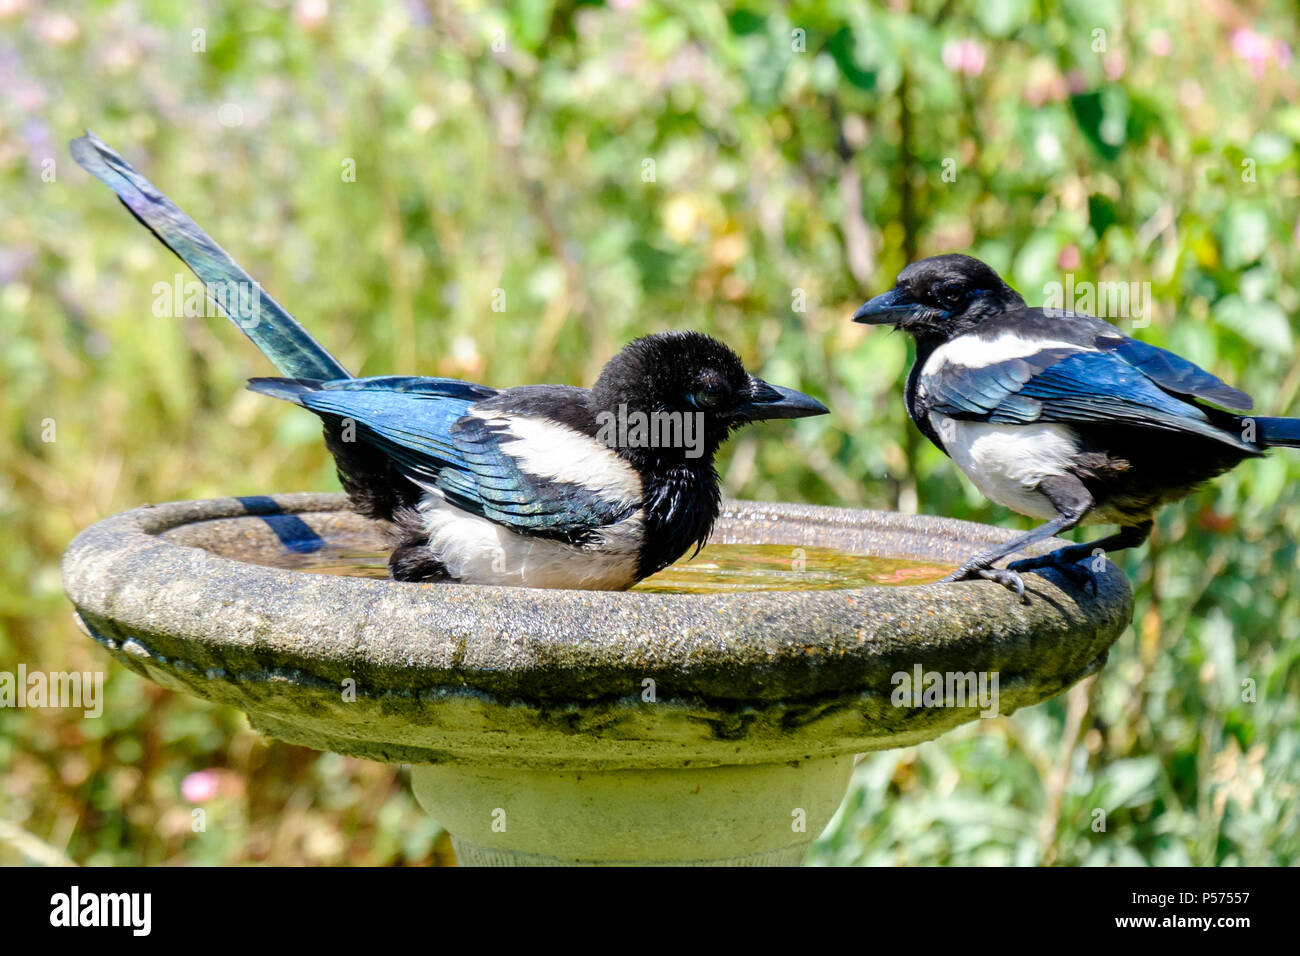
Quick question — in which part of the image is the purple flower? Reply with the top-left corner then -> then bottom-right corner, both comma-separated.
0,245 -> 35,284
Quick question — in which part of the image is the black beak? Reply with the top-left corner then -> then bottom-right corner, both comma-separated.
736,378 -> 829,421
852,287 -> 915,325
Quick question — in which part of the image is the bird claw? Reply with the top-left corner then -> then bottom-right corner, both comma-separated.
940,565 -> 1028,603
1007,553 -> 1097,594
975,567 -> 1027,603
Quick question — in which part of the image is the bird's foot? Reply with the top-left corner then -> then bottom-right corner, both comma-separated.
1007,551 -> 1097,594
940,564 -> 1028,604
975,567 -> 1027,603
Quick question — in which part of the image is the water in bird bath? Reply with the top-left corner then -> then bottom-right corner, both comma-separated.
636,544 -> 947,592
244,541 -> 948,592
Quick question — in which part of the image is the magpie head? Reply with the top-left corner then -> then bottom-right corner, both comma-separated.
591,331 -> 827,464
852,254 -> 1025,340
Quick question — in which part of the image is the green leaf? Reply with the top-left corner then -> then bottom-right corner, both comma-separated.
975,0 -> 1031,37
1216,205 -> 1271,269
1214,295 -> 1293,353
727,8 -> 767,35
1012,232 -> 1060,292
1099,757 -> 1160,810
1248,131 -> 1293,164
828,26 -> 877,91
1088,194 -> 1118,239
1070,89 -> 1127,160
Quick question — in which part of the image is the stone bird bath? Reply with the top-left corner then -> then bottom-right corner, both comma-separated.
62,493 -> 1132,865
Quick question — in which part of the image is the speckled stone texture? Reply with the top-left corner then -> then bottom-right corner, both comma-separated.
62,493 -> 1133,770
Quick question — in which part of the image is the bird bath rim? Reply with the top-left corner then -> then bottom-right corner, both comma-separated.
61,493 -> 1133,772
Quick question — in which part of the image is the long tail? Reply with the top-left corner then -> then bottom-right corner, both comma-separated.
69,132 -> 350,382
1256,416 -> 1300,449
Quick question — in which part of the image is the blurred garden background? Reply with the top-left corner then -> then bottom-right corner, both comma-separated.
3,0 -> 1299,865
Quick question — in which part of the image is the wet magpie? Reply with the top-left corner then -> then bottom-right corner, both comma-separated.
71,132 -> 827,589
854,253 -> 1300,599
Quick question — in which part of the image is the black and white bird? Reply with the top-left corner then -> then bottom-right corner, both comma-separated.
853,253 -> 1300,598
71,132 -> 827,589
249,335 -> 827,588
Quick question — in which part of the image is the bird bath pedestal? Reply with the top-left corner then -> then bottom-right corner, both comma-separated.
62,493 -> 1132,865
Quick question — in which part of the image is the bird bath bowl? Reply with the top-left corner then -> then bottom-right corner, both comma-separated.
62,493 -> 1132,865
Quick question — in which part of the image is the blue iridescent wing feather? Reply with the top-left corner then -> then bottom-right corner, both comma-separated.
248,376 -> 637,538
922,339 -> 1251,449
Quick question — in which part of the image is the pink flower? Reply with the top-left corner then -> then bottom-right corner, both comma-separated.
35,13 -> 78,45
1231,27 -> 1288,78
942,39 -> 986,77
1232,28 -> 1270,64
293,0 -> 328,31
1058,245 -> 1081,271
181,770 -> 221,803
14,82 -> 46,112
1147,30 -> 1172,57
1023,59 -> 1067,106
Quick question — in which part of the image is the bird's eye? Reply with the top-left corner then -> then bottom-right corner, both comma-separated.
935,283 -> 964,310
687,386 -> 724,410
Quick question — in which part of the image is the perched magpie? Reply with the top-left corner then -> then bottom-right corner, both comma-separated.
854,253 -> 1300,599
71,133 -> 827,589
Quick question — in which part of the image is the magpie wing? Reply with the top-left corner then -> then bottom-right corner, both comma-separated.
1099,334 -> 1253,412
921,346 -> 1079,422
962,309 -> 1253,413
922,340 -> 1252,450
438,410 -> 642,538
247,377 -> 641,540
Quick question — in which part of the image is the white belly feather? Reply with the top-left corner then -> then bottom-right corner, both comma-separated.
931,414 -> 1081,521
411,410 -> 647,589
416,493 -> 645,591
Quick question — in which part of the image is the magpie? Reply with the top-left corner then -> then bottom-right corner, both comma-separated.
71,132 -> 827,589
853,253 -> 1300,599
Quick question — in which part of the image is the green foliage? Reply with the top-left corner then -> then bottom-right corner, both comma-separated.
1,0 -> 1298,865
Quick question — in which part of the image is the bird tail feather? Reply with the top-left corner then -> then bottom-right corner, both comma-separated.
246,377 -> 322,404
69,132 -> 350,382
1254,416 -> 1300,448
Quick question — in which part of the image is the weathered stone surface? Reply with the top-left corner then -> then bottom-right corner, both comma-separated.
62,493 -> 1133,770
